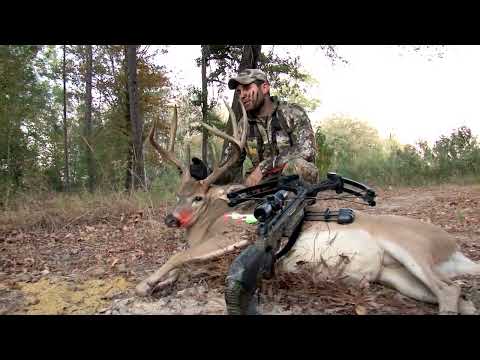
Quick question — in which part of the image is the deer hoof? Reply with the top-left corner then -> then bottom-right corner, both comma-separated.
135,281 -> 152,297
459,300 -> 477,315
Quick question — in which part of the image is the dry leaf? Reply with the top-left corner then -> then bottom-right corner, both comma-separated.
355,305 -> 368,315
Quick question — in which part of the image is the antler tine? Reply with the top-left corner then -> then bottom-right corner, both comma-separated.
199,99 -> 246,148
181,143 -> 193,183
223,98 -> 237,139
207,140 -> 218,170
199,100 -> 248,187
199,122 -> 243,149
149,108 -> 188,176
168,105 -> 178,153
185,143 -> 191,167
238,100 -> 248,149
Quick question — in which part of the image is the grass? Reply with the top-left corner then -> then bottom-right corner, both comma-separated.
0,187 -> 176,233
1,164 -> 478,234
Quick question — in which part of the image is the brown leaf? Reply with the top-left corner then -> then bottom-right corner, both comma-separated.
355,305 -> 368,315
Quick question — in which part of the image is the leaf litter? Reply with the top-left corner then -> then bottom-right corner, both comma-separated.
1,183 -> 480,315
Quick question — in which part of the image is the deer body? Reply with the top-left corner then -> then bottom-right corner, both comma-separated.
279,209 -> 480,311
138,101 -> 480,314
138,188 -> 480,314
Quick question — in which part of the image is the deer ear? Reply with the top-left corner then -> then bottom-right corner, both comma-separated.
214,185 -> 246,202
226,184 -> 245,193
213,188 -> 229,202
190,157 -> 209,180
218,184 -> 245,202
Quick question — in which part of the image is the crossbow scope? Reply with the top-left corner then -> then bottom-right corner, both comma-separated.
253,190 -> 289,222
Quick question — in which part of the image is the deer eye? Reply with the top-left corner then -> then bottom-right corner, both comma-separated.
193,196 -> 204,202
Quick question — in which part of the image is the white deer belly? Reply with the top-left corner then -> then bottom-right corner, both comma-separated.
278,226 -> 384,282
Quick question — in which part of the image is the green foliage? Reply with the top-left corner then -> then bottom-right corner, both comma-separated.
67,45 -> 171,191
195,45 -> 321,111
260,48 -> 321,111
316,116 -> 480,187
314,128 -> 333,178
3,44 -> 479,202
0,45 -> 57,202
270,72 -> 321,112
431,126 -> 480,180
148,164 -> 180,200
319,116 -> 383,182
0,45 -> 172,198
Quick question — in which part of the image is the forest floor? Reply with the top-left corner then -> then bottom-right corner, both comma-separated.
1,183 -> 480,315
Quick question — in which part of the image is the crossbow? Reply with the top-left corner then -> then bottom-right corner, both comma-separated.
224,172 -> 377,315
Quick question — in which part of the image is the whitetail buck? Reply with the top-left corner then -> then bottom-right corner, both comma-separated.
136,101 -> 480,315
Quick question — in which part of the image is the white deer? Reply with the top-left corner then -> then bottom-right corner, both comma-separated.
136,101 -> 480,315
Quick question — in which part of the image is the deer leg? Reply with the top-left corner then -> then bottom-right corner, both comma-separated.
403,264 -> 459,314
135,269 -> 180,298
402,262 -> 459,314
458,299 -> 477,315
436,251 -> 480,278
152,269 -> 180,292
379,266 -> 476,314
135,239 -> 250,297
379,266 -> 437,304
407,263 -> 460,314
379,241 -> 461,314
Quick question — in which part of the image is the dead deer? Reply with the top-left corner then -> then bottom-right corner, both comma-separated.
136,101 -> 480,315
135,101 -> 253,295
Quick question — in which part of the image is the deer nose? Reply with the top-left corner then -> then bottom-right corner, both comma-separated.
165,214 -> 180,228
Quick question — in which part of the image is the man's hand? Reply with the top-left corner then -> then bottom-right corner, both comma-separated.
245,166 -> 263,187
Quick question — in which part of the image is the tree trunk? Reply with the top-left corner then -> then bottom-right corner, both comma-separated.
221,45 -> 262,155
84,45 -> 96,193
62,45 -> 70,192
201,45 -> 209,164
123,46 -> 133,192
5,120 -> 11,206
126,45 -> 146,190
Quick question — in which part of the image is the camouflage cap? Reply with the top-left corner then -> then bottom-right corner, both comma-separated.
228,69 -> 268,90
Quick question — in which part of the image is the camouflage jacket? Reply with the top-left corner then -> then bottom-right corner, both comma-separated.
216,96 -> 317,184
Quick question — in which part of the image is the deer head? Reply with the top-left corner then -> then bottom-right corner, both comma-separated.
149,101 -> 248,230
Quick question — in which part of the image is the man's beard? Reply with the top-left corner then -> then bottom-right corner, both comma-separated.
250,91 -> 265,115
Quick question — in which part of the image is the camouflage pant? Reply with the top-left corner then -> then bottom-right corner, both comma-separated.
281,158 -> 319,184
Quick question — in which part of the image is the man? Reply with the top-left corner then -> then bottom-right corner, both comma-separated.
216,68 -> 319,186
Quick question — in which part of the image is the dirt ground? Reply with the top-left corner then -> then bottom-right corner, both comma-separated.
1,183 -> 480,315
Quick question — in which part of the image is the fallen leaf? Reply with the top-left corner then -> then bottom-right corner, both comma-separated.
355,305 -> 368,315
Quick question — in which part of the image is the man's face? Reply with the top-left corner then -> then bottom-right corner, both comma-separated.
235,82 -> 270,112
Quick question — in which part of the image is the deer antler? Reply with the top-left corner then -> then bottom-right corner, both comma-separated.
199,100 -> 248,187
149,105 -> 192,182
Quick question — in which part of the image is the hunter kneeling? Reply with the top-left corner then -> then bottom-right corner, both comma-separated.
214,68 -> 319,187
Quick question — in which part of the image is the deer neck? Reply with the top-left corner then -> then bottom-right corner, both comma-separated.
184,197 -> 231,246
